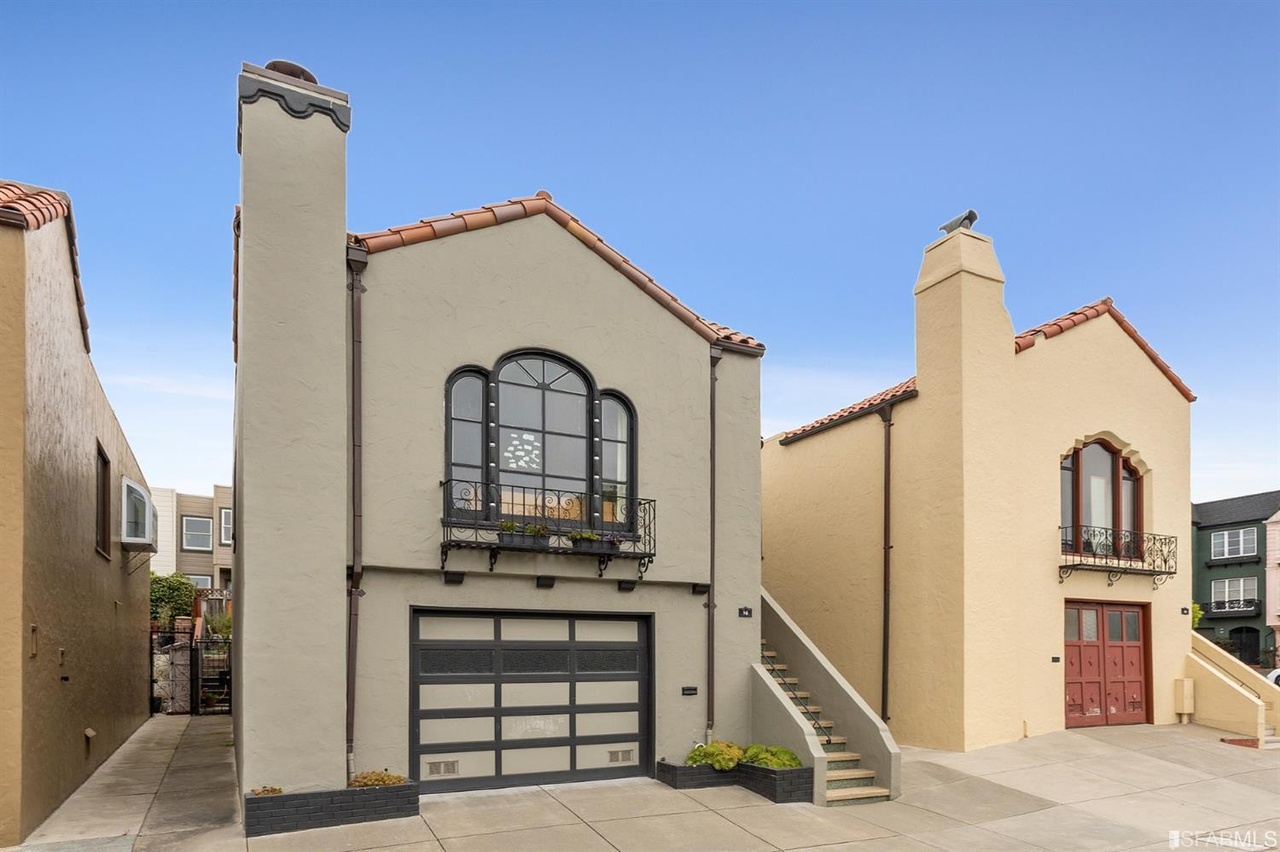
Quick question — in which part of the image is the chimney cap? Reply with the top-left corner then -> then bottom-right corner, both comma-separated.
938,209 -> 979,234
264,60 -> 318,85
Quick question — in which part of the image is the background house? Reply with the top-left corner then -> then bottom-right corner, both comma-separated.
150,485 -> 234,591
1192,490 -> 1280,667
0,182 -> 156,845
762,218 -> 1200,751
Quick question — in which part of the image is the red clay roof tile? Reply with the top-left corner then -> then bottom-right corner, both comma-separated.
782,297 -> 1193,444
0,181 -> 91,353
351,193 -> 765,354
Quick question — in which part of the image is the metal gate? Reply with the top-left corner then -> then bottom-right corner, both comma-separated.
192,638 -> 232,715
150,625 -> 232,716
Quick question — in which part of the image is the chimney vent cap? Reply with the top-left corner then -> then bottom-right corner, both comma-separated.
264,60 -> 318,85
939,209 -> 979,234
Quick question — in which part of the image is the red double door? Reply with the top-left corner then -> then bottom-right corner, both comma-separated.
1064,602 -> 1148,727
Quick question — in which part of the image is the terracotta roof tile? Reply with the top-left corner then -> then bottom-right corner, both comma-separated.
351,193 -> 765,355
0,181 -> 91,353
782,296 -> 1194,444
780,377 -> 918,444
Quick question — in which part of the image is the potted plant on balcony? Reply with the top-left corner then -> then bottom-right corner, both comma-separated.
568,531 -> 621,554
498,521 -> 551,548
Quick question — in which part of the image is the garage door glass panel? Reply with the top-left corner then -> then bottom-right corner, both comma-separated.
420,648 -> 495,675
419,684 -> 496,709
576,711 -> 639,736
420,752 -> 495,780
502,714 -> 570,739
502,682 -> 570,707
501,619 -> 569,641
576,681 -> 639,705
577,742 -> 639,770
420,616 -> 494,641
502,747 -> 571,775
419,716 -> 493,745
577,649 -> 640,673
576,621 -> 638,643
503,649 -> 570,673
1081,609 -> 1098,641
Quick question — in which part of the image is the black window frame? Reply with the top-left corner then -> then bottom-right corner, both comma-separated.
444,349 -> 638,533
95,442 -> 111,558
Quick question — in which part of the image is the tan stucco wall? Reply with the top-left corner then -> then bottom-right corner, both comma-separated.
0,227 -> 27,846
234,75 -> 350,795
150,487 -> 176,575
348,214 -> 763,778
14,222 -> 150,841
762,228 -> 1191,752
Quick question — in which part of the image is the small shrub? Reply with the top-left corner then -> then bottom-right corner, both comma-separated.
251,786 -> 282,796
685,740 -> 743,771
568,531 -> 600,541
741,744 -> 802,769
349,769 -> 409,788
1190,602 -> 1203,629
150,572 -> 197,622
498,520 -> 519,533
523,523 -> 549,536
206,612 -> 233,638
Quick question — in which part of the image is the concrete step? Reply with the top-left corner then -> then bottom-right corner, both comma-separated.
824,751 -> 861,766
786,692 -> 813,702
810,719 -> 836,730
819,736 -> 848,751
1261,737 -> 1280,750
774,677 -> 799,685
826,768 -> 877,789
826,786 -> 891,805
766,663 -> 789,672
761,651 -> 777,659
795,705 -> 823,715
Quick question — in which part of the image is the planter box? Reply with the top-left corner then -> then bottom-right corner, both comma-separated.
244,781 -> 418,837
736,762 -> 814,804
655,760 -> 738,790
655,761 -> 813,803
571,539 -> 620,554
498,533 -> 550,548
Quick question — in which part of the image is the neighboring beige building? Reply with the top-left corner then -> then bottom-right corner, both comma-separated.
150,485 -> 234,590
763,217 -> 1205,752
232,62 -> 777,806
0,182 -> 156,845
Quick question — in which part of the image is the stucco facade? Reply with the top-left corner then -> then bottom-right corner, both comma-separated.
762,225 -> 1194,752
233,63 -> 763,798
0,185 -> 153,845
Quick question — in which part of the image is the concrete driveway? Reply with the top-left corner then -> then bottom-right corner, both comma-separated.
7,717 -> 1278,852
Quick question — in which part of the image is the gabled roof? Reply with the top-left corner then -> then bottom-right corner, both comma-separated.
351,192 -> 764,355
0,181 -> 91,353
781,297 -> 1193,444
1193,490 -> 1280,528
1015,297 -> 1194,401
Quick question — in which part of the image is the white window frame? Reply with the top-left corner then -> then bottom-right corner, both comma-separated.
1211,577 -> 1258,602
1211,528 -> 1258,559
120,477 -> 155,548
182,516 -> 214,552
219,508 -> 233,546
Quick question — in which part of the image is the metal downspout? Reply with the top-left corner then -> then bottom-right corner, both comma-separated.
706,347 -> 722,743
345,244 -> 369,779
877,404 -> 894,722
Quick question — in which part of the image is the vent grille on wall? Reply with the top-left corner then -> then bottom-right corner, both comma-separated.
608,749 -> 635,764
427,760 -> 460,776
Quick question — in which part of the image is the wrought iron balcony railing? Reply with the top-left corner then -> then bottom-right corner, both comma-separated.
1198,599 -> 1262,619
440,479 -> 655,577
1059,525 -> 1177,588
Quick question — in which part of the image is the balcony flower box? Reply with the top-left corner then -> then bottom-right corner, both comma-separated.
570,537 -> 620,555
497,532 -> 551,548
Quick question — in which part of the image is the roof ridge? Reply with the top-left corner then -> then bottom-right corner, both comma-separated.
350,194 -> 763,355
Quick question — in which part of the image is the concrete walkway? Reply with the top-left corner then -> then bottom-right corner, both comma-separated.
7,718 -> 1278,851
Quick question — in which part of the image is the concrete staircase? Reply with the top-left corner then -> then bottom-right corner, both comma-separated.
1263,724 -> 1279,750
762,642 -> 890,805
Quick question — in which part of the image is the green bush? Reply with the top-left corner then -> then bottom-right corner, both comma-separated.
685,740 -> 743,771
348,769 -> 408,788
206,612 -> 233,638
741,744 -> 802,769
150,573 -> 197,622
1190,602 -> 1203,629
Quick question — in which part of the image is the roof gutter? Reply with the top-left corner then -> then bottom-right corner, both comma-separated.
705,346 -> 722,744
778,390 -> 918,446
877,403 -> 895,722
344,244 -> 368,780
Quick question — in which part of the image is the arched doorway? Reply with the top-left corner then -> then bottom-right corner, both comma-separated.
1229,626 -> 1260,666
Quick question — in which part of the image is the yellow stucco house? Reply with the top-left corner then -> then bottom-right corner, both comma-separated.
0,182 -> 156,845
762,215 -> 1279,752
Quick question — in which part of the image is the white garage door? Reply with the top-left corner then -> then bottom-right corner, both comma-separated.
411,609 -> 651,792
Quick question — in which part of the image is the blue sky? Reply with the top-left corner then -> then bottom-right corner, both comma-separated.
3,1 -> 1277,501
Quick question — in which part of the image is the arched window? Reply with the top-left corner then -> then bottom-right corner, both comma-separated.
444,351 -> 637,531
1060,440 -> 1141,556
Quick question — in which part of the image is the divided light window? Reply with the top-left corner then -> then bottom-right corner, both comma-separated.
1060,440 -> 1141,554
446,352 -> 636,528
220,508 -> 233,546
1212,577 -> 1258,602
95,443 -> 111,556
121,477 -> 156,549
182,516 -> 214,552
1210,528 -> 1257,560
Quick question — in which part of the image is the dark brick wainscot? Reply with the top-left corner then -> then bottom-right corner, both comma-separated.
244,782 -> 419,837
656,761 -> 813,804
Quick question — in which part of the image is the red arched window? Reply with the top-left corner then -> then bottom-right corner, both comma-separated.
1060,441 -> 1141,556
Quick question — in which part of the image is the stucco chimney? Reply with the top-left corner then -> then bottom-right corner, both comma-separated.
910,214 -> 1021,749
234,61 -> 350,795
